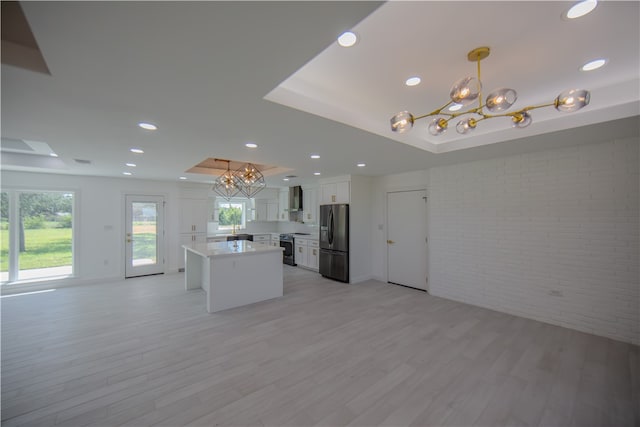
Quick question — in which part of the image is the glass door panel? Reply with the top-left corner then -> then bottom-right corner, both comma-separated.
18,192 -> 73,281
125,195 -> 164,278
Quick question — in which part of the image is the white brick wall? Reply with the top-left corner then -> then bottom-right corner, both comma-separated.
428,138 -> 639,344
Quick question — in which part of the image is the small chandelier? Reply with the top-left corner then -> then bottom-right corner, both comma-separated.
234,163 -> 265,198
390,47 -> 590,136
212,160 -> 240,200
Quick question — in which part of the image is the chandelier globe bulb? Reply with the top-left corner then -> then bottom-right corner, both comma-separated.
512,111 -> 532,128
390,111 -> 415,133
456,118 -> 478,134
486,88 -> 518,112
555,89 -> 590,112
450,76 -> 482,106
428,117 -> 448,136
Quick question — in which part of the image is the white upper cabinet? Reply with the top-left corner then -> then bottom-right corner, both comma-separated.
278,189 -> 289,221
320,181 -> 350,205
302,186 -> 318,224
253,188 -> 279,222
255,199 -> 279,221
180,198 -> 208,233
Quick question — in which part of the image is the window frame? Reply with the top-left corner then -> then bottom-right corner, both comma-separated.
214,197 -> 250,232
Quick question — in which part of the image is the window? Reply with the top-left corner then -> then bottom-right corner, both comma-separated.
1,190 -> 75,284
215,197 -> 249,232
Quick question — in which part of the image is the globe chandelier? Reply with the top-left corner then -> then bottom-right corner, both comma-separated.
390,47 -> 591,136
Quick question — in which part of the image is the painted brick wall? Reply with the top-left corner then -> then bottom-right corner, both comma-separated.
428,138 -> 639,344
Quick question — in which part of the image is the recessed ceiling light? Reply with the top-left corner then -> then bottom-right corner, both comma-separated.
565,0 -> 597,19
283,178 -> 290,181
314,172 -> 321,176
138,122 -> 157,131
581,58 -> 607,71
125,163 -> 136,167
49,153 -> 58,157
310,154 -> 320,159
337,31 -> 357,47
405,77 -> 421,87
245,142 -> 258,148
179,176 -> 187,180
130,148 -> 144,154
448,103 -> 463,112
357,163 -> 366,167
122,172 -> 132,176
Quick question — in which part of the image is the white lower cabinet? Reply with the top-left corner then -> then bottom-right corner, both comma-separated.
295,241 -> 307,267
252,234 -> 270,246
294,238 -> 319,271
179,233 -> 207,269
308,240 -> 319,270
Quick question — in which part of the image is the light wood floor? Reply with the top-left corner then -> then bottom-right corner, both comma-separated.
2,267 -> 638,427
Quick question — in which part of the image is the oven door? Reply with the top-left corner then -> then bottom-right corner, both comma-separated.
280,240 -> 295,265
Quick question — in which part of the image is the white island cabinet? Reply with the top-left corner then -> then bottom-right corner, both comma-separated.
183,241 -> 284,313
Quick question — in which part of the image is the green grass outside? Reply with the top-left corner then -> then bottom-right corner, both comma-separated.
1,228 -> 72,272
0,228 -> 7,272
1,226 -> 157,273
132,233 -> 157,261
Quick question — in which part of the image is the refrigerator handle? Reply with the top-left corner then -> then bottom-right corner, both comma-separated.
328,208 -> 334,245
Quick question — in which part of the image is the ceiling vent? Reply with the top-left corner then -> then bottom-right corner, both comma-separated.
74,159 -> 92,164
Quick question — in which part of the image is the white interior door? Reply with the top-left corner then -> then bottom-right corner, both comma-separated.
387,190 -> 428,290
125,195 -> 164,278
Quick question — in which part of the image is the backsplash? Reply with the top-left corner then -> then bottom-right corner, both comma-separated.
244,221 -> 319,236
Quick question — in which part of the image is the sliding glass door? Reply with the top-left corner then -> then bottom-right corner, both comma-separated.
1,190 -> 74,284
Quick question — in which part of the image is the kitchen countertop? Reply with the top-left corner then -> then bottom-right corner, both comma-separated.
291,233 -> 319,240
184,240 -> 283,258
207,232 -> 318,240
207,231 -> 278,238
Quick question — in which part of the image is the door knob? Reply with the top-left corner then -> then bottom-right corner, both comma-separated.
387,240 -> 395,244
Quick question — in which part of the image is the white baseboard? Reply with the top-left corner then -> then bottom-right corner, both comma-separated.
1,274 -> 122,295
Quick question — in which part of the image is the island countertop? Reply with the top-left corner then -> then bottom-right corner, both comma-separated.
183,240 -> 283,259
183,240 -> 284,313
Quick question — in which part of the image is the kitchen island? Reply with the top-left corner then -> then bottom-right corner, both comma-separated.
183,240 -> 284,313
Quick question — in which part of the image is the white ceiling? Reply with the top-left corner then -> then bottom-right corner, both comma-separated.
2,1 -> 639,187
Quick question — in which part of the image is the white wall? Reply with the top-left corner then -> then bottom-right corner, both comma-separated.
1,171 -> 185,290
350,175 -> 373,283
372,138 -> 639,344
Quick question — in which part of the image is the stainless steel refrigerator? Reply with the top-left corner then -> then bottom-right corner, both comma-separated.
319,204 -> 349,282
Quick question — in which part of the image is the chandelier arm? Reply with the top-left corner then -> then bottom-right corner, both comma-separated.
517,102 -> 557,112
455,101 -> 558,122
413,100 -> 454,122
443,106 -> 485,123
479,102 -> 558,120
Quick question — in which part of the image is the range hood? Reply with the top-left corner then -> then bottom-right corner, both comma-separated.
289,186 -> 303,211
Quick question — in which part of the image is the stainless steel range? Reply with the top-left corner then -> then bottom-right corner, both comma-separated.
279,234 -> 295,265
